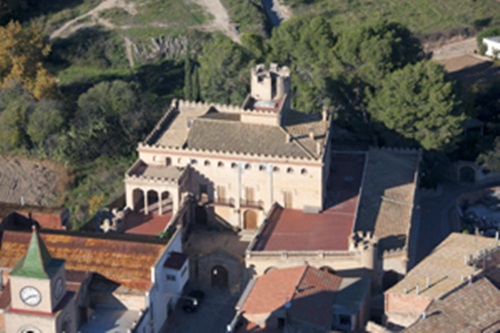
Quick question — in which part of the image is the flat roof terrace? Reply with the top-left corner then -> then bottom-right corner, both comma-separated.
252,152 -> 366,252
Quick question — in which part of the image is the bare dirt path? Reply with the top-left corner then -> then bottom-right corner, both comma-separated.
191,0 -> 240,43
429,37 -> 477,60
49,0 -> 137,40
0,155 -> 69,206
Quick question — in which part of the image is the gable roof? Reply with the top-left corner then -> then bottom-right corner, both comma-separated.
355,148 -> 420,251
10,228 -> 64,279
0,230 -> 167,290
386,233 -> 498,300
405,276 -> 500,333
240,265 -> 342,330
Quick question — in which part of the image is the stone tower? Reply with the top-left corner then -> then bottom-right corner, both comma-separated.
250,63 -> 290,102
243,63 -> 291,126
6,228 -> 77,333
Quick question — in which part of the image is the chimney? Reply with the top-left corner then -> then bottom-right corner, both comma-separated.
187,118 -> 193,128
285,133 -> 292,143
322,106 -> 328,122
316,142 -> 321,155
415,285 -> 419,295
426,276 -> 430,288
309,128 -> 315,140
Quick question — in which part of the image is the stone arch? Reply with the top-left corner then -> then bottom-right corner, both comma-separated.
243,210 -> 258,230
319,266 -> 336,275
211,265 -> 229,289
459,166 -> 475,183
160,191 -> 171,214
147,190 -> 159,214
264,266 -> 277,274
382,270 -> 401,291
132,188 -> 144,212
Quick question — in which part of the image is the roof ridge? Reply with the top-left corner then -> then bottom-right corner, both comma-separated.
291,265 -> 310,301
279,126 -> 316,160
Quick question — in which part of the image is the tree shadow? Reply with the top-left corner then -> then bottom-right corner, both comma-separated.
5,0 -> 85,24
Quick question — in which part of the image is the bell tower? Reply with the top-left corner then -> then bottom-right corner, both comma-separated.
5,227 -> 77,333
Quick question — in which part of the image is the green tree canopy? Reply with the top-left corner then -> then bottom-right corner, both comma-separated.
366,61 -> 465,151
0,82 -> 64,152
198,36 -> 252,105
477,137 -> 500,172
64,80 -> 158,162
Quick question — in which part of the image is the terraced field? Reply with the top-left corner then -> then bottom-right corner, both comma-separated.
0,155 -> 68,206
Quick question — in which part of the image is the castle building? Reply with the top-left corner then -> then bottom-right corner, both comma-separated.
124,63 -> 332,231
121,64 -> 421,291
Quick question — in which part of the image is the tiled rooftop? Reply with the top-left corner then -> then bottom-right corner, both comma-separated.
127,160 -> 185,181
146,103 -> 328,160
0,230 -> 167,290
387,233 -> 498,300
355,148 -> 419,251
122,211 -> 172,236
240,265 -> 342,330
252,153 -> 365,251
405,276 -> 500,333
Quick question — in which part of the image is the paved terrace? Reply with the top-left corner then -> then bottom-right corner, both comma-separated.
252,152 -> 366,252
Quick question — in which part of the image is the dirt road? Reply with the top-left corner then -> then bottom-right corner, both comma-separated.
0,155 -> 68,206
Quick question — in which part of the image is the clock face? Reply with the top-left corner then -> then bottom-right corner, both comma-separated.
20,286 -> 41,306
55,277 -> 64,299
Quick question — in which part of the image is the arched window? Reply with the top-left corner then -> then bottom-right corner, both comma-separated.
245,163 -> 251,170
301,168 -> 308,175
218,161 -> 224,167
166,157 -> 172,166
204,160 -> 211,166
287,167 -> 294,174
273,166 -> 280,172
259,165 -> 266,171
231,162 -> 238,169
191,159 -> 198,165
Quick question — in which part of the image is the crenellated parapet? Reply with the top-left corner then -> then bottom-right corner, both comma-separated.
177,99 -> 243,114
138,143 -> 323,163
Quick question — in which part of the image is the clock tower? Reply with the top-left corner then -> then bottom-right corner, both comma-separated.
5,227 -> 77,333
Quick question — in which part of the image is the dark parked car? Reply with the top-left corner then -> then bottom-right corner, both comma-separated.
182,290 -> 205,313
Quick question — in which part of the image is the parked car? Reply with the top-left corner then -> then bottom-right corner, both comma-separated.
182,290 -> 205,313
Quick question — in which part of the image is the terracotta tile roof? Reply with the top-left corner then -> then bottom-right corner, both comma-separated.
387,233 -> 498,300
252,153 -> 365,251
123,211 -> 171,236
186,117 -> 323,159
405,277 -> 500,333
240,265 -> 342,330
0,230 -> 167,290
355,148 -> 420,251
0,203 -> 65,224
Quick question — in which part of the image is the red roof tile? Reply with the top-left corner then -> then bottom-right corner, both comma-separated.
0,230 -> 167,290
123,212 -> 171,236
241,265 -> 342,330
253,153 -> 365,251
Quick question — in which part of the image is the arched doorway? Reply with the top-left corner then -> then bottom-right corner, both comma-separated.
147,190 -> 159,214
132,189 -> 144,212
382,270 -> 401,291
244,210 -> 258,230
459,166 -> 475,183
319,266 -> 336,275
195,205 -> 207,225
211,265 -> 229,289
264,266 -> 277,274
